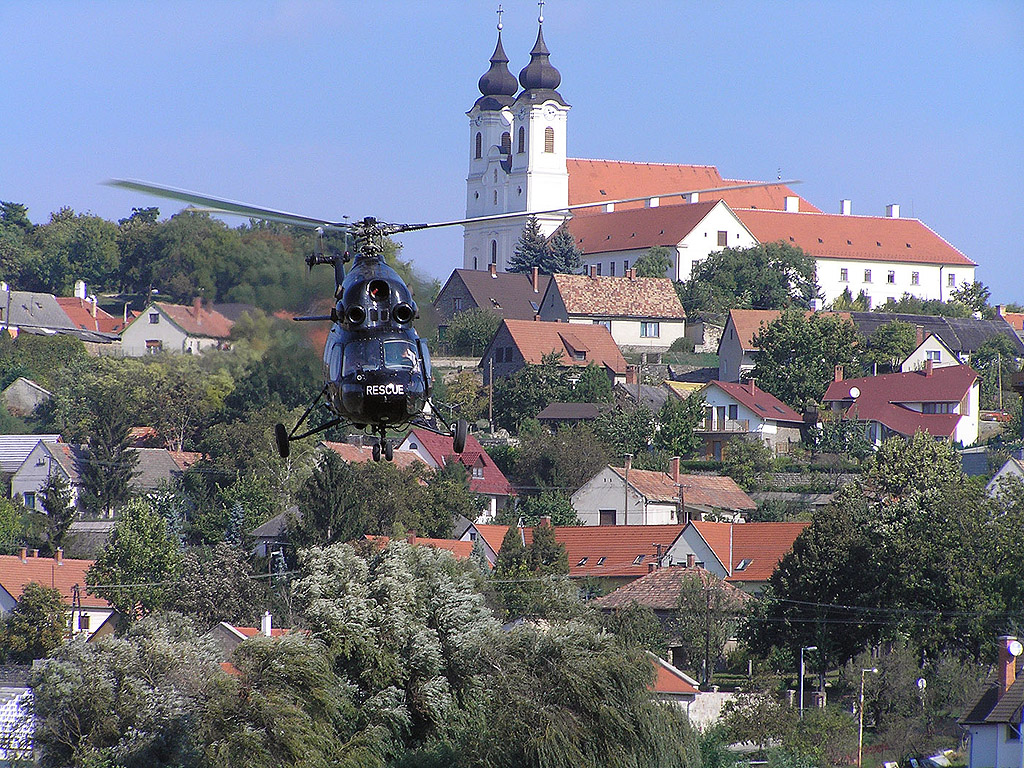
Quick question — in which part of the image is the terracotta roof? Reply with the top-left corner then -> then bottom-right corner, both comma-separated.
404,429 -> 514,497
522,524 -> 686,578
999,311 -> 1024,332
726,309 -> 852,352
734,209 -> 975,267
0,553 -> 109,608
591,565 -> 750,611
151,301 -> 234,339
704,381 -> 804,424
648,653 -> 700,696
230,625 -> 290,638
609,466 -> 756,512
498,319 -> 627,375
471,524 -> 512,554
562,200 -> 722,255
321,441 -> 428,471
822,364 -> 979,439
566,159 -> 819,213
55,297 -> 125,334
436,269 -> 550,321
548,273 -> 685,319
689,521 -> 810,583
168,451 -> 203,471
364,534 -> 474,560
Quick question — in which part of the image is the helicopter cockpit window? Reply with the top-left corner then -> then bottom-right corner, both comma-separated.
384,340 -> 417,370
342,340 -> 383,376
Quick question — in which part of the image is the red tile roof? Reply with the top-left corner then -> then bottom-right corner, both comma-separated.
649,654 -> 700,696
591,565 -> 750,611
499,319 -> 627,375
563,200 -> 723,255
689,521 -> 810,583
472,524 -> 513,554
364,534 -> 474,560
822,364 -> 979,439
999,311 -> 1024,332
321,441 -> 428,471
726,309 -> 852,352
734,209 -> 975,267
152,301 -> 234,339
405,429 -> 514,497
168,450 -> 203,471
230,625 -> 290,638
566,159 -> 819,214
0,553 -> 109,608
522,524 -> 686,578
548,273 -> 685,319
609,467 -> 756,513
55,297 -> 125,334
704,381 -> 804,425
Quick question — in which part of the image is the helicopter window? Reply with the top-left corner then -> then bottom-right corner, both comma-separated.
384,340 -> 417,370
327,342 -> 343,380
343,341 -> 382,376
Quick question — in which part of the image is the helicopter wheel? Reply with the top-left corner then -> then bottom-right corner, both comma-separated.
274,423 -> 290,459
453,419 -> 468,454
372,442 -> 381,462
384,441 -> 393,462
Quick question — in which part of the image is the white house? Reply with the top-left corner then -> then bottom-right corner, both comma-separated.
960,636 -> 1024,768
120,299 -> 233,356
987,457 -> 1024,499
0,434 -> 60,478
697,380 -> 805,456
900,332 -> 960,372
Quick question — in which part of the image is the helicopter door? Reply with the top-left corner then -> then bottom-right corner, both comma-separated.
416,338 -> 432,397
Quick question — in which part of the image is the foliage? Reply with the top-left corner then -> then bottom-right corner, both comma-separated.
443,307 -> 501,356
950,280 -> 993,317
722,436 -> 774,490
40,472 -> 75,554
971,332 -> 1021,410
0,583 -> 67,663
572,362 -> 614,403
510,422 -> 610,493
633,246 -> 673,278
510,490 -> 582,527
806,415 -> 873,460
828,286 -> 871,311
599,603 -> 668,655
875,292 -> 972,318
545,224 -> 584,274
74,389 -> 140,518
671,571 -> 747,684
166,542 -> 265,628
491,351 -> 573,431
862,320 -> 918,373
594,402 -> 656,456
654,393 -> 706,457
751,309 -> 862,408
437,369 -> 488,423
507,216 -> 550,274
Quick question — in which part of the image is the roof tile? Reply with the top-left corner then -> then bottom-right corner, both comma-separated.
549,273 -> 685,319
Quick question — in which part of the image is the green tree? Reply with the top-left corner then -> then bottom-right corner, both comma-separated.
166,542 -> 265,628
876,293 -> 972,318
288,450 -> 364,548
971,332 -> 1021,410
438,369 -> 488,423
34,209 -> 120,294
0,583 -> 67,663
828,286 -> 871,311
654,393 -> 705,457
672,571 -> 746,684
571,362 -> 614,403
751,309 -> 862,408
862,320 -> 918,374
722,436 -> 775,491
546,224 -> 583,274
491,351 -> 574,431
507,216 -> 550,274
950,280 -> 993,317
75,389 -> 139,518
87,498 -> 182,619
633,245 -> 673,278
444,307 -> 501,356
594,402 -> 656,455
40,472 -> 74,554
511,422 -> 611,493
512,491 -> 582,527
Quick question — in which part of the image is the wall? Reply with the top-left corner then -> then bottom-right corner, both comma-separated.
816,258 -> 976,308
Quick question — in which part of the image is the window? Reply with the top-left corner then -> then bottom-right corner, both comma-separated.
717,230 -> 728,247
728,404 -> 738,420
593,319 -> 611,331
926,350 -> 941,362
599,509 -> 616,526
500,131 -> 511,154
491,240 -> 497,264
474,132 -> 482,159
23,491 -> 35,509
609,261 -> 615,276
383,340 -> 417,370
145,339 -> 163,354
623,260 -> 629,272
453,297 -> 464,312
887,270 -> 896,284
735,558 -> 753,572
471,466 -> 484,479
633,554 -> 646,565
517,126 -> 525,153
948,272 -> 956,287
343,340 -> 382,375
640,321 -> 660,338
911,271 -> 920,285
840,268 -> 849,282
544,126 -> 555,153
577,557 -> 588,567
493,190 -> 497,205
149,313 -> 160,324
922,402 -> 953,414
864,269 -> 872,283
596,263 -> 602,276
78,614 -> 90,630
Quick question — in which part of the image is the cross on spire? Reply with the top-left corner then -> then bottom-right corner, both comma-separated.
538,0 -> 545,24
496,4 -> 503,30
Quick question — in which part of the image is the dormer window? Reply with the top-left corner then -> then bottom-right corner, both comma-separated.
735,558 -> 753,571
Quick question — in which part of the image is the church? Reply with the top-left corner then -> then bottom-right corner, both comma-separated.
461,7 -> 975,309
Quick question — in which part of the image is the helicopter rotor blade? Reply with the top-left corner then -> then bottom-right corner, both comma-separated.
387,179 -> 802,234
105,179 -> 351,230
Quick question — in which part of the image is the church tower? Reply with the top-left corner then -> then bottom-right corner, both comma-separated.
464,4 -> 570,272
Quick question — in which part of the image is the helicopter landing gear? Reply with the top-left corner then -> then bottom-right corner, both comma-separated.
274,423 -> 290,459
372,442 -> 381,462
373,426 -> 394,462
453,419 -> 468,454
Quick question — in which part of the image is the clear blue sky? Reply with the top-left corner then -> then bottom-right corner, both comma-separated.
3,1 -> 1022,301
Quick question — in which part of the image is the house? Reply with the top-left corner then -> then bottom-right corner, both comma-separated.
614,381 -> 671,414
696,380 -> 805,457
0,548 -> 113,637
0,286 -> 79,338
647,652 -> 700,710
1,378 -> 52,418
120,299 -> 234,356
320,440 -> 428,471
396,428 -> 514,523
665,520 -> 810,595
480,318 -> 628,383
364,533 -> 474,560
55,297 -> 125,336
960,635 -> 1024,768
821,362 -> 981,447
849,312 -> 1024,364
434,266 -> 551,334
900,331 -> 960,372
208,613 -> 289,658
250,511 -> 289,559
0,434 -> 60,478
536,271 -> 686,357
535,401 -> 612,430
987,457 -> 1024,499
571,456 -> 757,526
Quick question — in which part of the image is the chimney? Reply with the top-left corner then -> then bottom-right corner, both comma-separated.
532,266 -> 539,293
834,365 -> 844,382
55,548 -> 63,566
648,562 -> 656,573
840,199 -> 853,215
688,191 -> 700,204
539,515 -> 551,528
916,325 -> 924,346
74,280 -> 87,299
886,203 -> 900,219
646,197 -> 660,208
603,202 -> 615,213
30,549 -> 38,558
488,263 -> 497,278
624,454 -> 632,474
670,456 -> 680,484
997,305 -> 1006,318
18,547 -> 26,563
625,365 -> 637,385
628,268 -> 636,280
924,358 -> 934,377
192,297 -> 202,318
261,611 -> 273,637
686,553 -> 695,568
89,296 -> 98,318
785,196 -> 800,212
1000,636 -> 1020,693
589,265 -> 597,279
748,378 -> 756,395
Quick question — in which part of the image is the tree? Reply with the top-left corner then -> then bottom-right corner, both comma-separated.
594,402 -> 656,455
166,542 -> 265,628
545,224 -> 583,274
40,472 -> 74,554
751,309 -> 862,408
511,422 -> 611,493
654,393 -> 705,457
722,436 -> 775,491
0,583 -> 67,663
862,320 -> 918,374
876,293 -> 972,318
444,307 -> 501,356
75,389 -> 139,518
971,332 -> 1021,410
507,216 -> 550,274
438,368 -> 488,423
671,571 -> 746,684
512,491 -> 581,527
87,498 -> 181,619
828,286 -> 871,311
950,280 -> 993,317
572,362 -> 614,403
633,246 -> 673,278
288,450 -> 365,549
491,351 -> 574,431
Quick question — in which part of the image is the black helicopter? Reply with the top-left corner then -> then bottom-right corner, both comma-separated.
108,178 -> 795,461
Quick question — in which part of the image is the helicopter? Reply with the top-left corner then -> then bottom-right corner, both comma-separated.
108,178 -> 797,462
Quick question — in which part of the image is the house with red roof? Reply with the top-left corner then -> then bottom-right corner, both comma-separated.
397,428 -> 514,523
696,380 -> 805,457
665,520 -> 810,595
480,318 -> 628,383
364,533 -> 475,561
321,440 -> 428,472
208,612 -> 290,658
434,266 -> 551,335
121,299 -> 234,356
571,456 -> 756,526
55,296 -> 125,336
537,271 -> 686,357
822,361 -> 980,447
0,549 -> 112,637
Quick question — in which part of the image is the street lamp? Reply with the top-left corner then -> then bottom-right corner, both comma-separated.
858,667 -> 879,768
799,645 -> 818,717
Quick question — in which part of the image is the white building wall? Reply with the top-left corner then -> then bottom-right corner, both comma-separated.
701,386 -> 777,438
9,442 -> 79,509
665,528 -> 727,578
121,307 -> 188,356
717,320 -> 754,383
817,259 -> 976,308
565,316 -> 685,354
571,467 -> 679,526
955,381 -> 981,447
901,336 -> 961,371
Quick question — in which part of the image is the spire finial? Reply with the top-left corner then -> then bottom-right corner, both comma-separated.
496,4 -> 503,30
538,0 -> 545,24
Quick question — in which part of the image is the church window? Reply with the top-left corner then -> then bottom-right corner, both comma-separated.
475,132 -> 482,159
491,241 -> 497,264
473,257 -> 478,270
717,230 -> 728,247
500,132 -> 511,154
493,169 -> 497,183
544,127 -> 555,153
517,127 -> 525,153
493,190 -> 497,205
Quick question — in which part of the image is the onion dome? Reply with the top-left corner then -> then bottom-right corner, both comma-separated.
475,31 -> 519,110
516,22 -> 567,106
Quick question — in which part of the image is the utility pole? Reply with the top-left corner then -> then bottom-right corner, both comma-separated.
488,357 -> 494,432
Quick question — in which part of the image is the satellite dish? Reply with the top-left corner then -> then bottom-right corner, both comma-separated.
1008,640 -> 1023,657
849,386 -> 861,399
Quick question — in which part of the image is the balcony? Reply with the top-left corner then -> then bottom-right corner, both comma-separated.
696,418 -> 749,434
